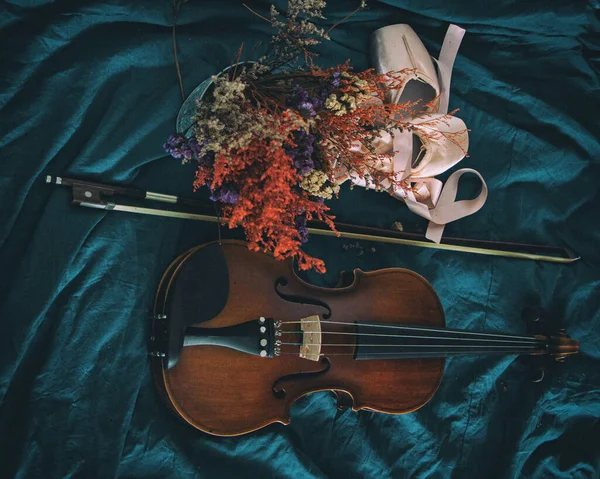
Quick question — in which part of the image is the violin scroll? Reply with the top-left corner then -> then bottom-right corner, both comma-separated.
521,306 -> 579,361
547,330 -> 579,362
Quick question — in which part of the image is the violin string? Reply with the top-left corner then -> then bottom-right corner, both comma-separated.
276,348 -> 539,357
276,329 -> 539,345
280,320 -> 535,341
277,342 -> 541,348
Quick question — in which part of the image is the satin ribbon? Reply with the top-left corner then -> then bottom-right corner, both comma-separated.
340,24 -> 487,243
435,24 -> 465,116
395,168 -> 488,243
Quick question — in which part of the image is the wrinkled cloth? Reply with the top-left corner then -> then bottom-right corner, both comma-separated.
1,1 -> 599,478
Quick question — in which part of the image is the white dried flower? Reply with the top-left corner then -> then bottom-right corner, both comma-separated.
287,0 -> 327,20
299,170 -> 340,199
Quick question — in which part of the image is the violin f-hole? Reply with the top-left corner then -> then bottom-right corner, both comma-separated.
272,357 -> 331,399
274,277 -> 332,319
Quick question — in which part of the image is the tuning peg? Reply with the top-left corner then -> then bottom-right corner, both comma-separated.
522,306 -> 547,336
531,367 -> 545,383
522,306 -> 542,324
519,353 -> 547,383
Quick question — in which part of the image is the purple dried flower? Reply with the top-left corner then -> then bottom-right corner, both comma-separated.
292,84 -> 322,118
289,75 -> 343,118
163,133 -> 215,166
295,158 -> 314,175
167,134 -> 185,146
210,185 -> 239,204
164,133 -> 192,160
167,148 -> 183,159
295,215 -> 309,243
181,146 -> 193,160
299,101 -> 316,117
189,138 -> 202,155
294,84 -> 309,103
286,129 -> 318,174
311,96 -> 324,110
319,73 -> 341,100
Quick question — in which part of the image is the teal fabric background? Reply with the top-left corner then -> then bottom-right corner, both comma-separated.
1,0 -> 599,477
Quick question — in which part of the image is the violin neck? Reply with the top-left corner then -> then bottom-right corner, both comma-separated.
353,323 -> 548,360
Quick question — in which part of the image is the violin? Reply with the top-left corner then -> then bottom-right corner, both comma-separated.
149,240 -> 579,437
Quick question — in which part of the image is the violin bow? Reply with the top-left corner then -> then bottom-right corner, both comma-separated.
46,175 -> 579,264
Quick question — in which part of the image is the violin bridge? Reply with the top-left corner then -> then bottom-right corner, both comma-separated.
300,315 -> 322,361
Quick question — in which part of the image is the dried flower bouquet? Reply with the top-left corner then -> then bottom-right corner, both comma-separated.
164,0 -> 460,273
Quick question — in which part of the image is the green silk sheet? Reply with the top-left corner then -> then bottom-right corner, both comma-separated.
1,0 -> 599,477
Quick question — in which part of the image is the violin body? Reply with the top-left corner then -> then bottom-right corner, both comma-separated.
150,240 -> 578,436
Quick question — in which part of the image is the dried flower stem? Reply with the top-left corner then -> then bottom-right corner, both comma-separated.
242,3 -> 273,25
232,42 -> 245,80
244,40 -> 264,64
172,0 -> 187,101
326,5 -> 365,35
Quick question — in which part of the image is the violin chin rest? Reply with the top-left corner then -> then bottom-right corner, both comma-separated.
164,243 -> 230,369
